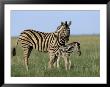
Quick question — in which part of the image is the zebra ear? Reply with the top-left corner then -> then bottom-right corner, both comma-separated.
68,21 -> 71,26
77,41 -> 80,45
65,21 -> 67,25
61,22 -> 64,25
74,42 -> 78,46
75,41 -> 80,46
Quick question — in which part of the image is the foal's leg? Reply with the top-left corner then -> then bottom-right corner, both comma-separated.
68,59 -> 71,70
63,56 -> 69,70
53,61 -> 57,68
53,55 -> 58,68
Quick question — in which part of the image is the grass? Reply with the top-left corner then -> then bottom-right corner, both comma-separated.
11,35 -> 100,77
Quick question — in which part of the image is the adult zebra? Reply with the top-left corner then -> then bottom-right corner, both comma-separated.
12,21 -> 71,71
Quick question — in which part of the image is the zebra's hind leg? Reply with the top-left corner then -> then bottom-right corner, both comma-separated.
23,46 -> 33,71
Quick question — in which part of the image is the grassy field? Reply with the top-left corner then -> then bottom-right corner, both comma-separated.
11,35 -> 100,77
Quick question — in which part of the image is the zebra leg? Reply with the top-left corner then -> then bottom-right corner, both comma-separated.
56,56 -> 60,69
68,59 -> 71,70
53,55 -> 58,68
48,53 -> 56,69
48,58 -> 53,69
23,46 -> 33,71
63,56 -> 69,70
53,61 -> 57,68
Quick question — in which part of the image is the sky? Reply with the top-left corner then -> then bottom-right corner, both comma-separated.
11,10 -> 100,36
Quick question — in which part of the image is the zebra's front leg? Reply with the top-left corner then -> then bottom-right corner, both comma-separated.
48,53 -> 56,69
53,56 -> 60,69
63,57 -> 69,70
56,56 -> 60,69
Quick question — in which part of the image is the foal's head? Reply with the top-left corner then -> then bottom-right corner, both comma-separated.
69,41 -> 81,56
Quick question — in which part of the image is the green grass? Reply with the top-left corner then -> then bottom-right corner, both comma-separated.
11,35 -> 100,77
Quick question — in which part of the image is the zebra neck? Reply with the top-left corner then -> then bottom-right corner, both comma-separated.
58,38 -> 65,46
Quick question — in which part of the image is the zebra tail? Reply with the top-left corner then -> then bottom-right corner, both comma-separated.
12,47 -> 16,56
12,39 -> 19,56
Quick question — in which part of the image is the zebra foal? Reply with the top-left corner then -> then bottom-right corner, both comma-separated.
53,41 -> 81,70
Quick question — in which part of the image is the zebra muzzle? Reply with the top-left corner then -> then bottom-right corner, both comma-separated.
78,51 -> 81,56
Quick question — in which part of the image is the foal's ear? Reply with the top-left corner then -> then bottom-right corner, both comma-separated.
77,41 -> 80,45
74,42 -> 78,46
73,42 -> 80,46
